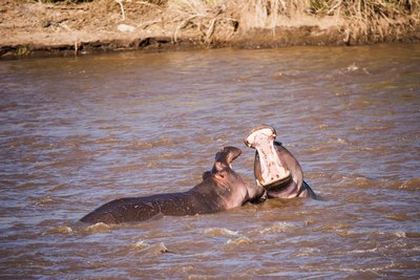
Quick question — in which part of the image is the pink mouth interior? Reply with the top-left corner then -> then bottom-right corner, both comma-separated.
245,127 -> 291,187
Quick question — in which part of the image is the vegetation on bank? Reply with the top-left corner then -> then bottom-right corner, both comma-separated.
0,0 -> 418,59
307,0 -> 420,42
32,0 -> 418,44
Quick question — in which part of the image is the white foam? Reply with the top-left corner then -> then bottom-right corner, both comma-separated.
133,240 -> 149,249
85,222 -> 110,233
259,222 -> 296,234
204,227 -> 239,237
226,236 -> 252,245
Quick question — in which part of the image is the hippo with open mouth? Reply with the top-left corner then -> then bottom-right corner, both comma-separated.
80,146 -> 266,224
244,125 -> 316,199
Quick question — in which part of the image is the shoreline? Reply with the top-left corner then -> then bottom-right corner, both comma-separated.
2,27 -> 420,60
1,0 -> 419,59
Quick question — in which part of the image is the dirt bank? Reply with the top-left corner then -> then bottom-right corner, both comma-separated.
1,0 -> 419,59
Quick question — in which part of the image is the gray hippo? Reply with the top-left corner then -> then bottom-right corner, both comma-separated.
244,125 -> 316,199
80,146 -> 266,224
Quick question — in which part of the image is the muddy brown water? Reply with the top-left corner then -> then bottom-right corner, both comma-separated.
0,45 -> 419,279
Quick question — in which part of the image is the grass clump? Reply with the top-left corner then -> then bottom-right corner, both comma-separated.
36,0 -> 93,3
29,0 -> 419,45
159,0 -> 419,44
163,0 -> 239,43
309,0 -> 420,42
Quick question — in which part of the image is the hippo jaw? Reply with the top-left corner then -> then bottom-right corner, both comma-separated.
244,125 -> 291,187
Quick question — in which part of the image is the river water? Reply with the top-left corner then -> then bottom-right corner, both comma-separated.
0,45 -> 419,279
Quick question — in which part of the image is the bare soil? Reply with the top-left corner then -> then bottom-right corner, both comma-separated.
1,0 -> 419,59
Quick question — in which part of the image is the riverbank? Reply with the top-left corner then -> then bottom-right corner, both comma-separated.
1,0 -> 419,59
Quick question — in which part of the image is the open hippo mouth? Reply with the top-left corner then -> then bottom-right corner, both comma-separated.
244,125 -> 292,190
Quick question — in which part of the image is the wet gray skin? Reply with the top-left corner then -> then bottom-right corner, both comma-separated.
80,146 -> 266,224
245,125 -> 316,199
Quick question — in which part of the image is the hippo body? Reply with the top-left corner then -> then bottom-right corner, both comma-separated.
80,146 -> 266,224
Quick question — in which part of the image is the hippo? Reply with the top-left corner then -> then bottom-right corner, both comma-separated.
244,125 -> 316,199
80,146 -> 266,224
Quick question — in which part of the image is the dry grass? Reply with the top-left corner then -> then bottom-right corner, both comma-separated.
154,0 -> 419,43
161,0 -> 239,43
310,0 -> 420,42
30,0 -> 420,44
161,0 -> 313,42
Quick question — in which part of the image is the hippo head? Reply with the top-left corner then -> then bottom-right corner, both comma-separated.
201,146 -> 241,181
211,146 -> 242,179
244,125 -> 291,189
209,146 -> 266,207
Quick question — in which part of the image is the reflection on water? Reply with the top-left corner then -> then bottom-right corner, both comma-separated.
0,45 -> 419,278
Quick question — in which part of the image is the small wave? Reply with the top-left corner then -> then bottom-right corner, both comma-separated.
382,178 -> 420,191
108,163 -> 145,173
155,242 -> 170,254
328,137 -> 350,145
45,225 -> 73,235
338,229 -> 413,240
93,136 -> 119,145
145,160 -> 163,168
337,175 -> 420,192
393,231 -> 407,238
335,229 -> 357,238
84,222 -> 111,233
34,196 -> 55,206
137,242 -> 172,255
133,240 -> 149,249
348,247 -> 379,254
318,223 -> 350,234
354,176 -> 375,188
319,124 -> 329,129
49,184 -> 67,192
398,178 -> 420,191
143,242 -> 171,254
204,227 -> 239,237
258,222 -> 297,234
296,247 -> 321,256
384,213 -> 411,222
346,63 -> 359,72
339,261 -> 396,273
131,136 -> 188,150
336,174 -> 376,188
226,236 -> 252,246
271,70 -> 304,80
343,63 -> 370,74
132,140 -> 153,149
354,125 -> 392,132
